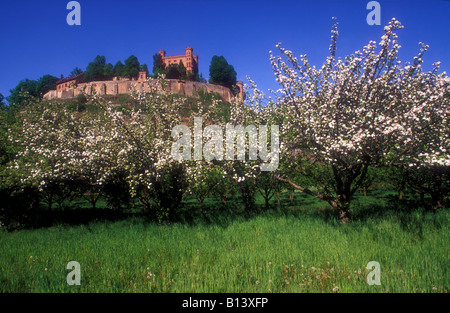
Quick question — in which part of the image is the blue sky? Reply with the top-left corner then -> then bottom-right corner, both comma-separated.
1,0 -> 449,103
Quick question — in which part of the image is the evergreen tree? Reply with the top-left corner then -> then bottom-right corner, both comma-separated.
84,55 -> 108,82
124,55 -> 140,80
177,61 -> 187,80
104,63 -> 114,80
36,74 -> 59,96
70,67 -> 83,77
166,64 -> 181,79
7,79 -> 39,109
209,55 -> 237,89
140,64 -> 149,76
152,53 -> 166,77
113,61 -> 125,78
0,93 -> 5,109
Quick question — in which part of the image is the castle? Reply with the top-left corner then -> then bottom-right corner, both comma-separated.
159,47 -> 198,75
45,47 -> 243,102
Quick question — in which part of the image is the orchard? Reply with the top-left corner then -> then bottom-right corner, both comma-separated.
0,18 -> 448,229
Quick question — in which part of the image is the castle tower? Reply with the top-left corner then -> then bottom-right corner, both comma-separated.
138,71 -> 147,82
184,47 -> 198,75
185,47 -> 193,74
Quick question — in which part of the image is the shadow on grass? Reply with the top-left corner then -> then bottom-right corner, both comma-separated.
4,189 -> 446,232
351,190 -> 430,220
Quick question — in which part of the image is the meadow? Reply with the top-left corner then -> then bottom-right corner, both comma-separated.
0,190 -> 448,293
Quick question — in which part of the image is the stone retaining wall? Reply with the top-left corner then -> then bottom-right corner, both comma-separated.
43,79 -> 243,102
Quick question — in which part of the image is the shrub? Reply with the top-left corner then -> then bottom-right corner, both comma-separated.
102,172 -> 132,212
0,185 -> 41,231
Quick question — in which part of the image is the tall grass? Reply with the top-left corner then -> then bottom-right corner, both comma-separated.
1,190 -> 448,293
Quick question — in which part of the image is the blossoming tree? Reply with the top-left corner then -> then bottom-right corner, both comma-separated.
264,18 -> 449,222
12,102 -> 84,210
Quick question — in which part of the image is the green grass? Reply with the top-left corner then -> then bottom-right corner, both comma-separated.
0,191 -> 448,293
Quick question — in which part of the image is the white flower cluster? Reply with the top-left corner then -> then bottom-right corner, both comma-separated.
264,18 -> 449,169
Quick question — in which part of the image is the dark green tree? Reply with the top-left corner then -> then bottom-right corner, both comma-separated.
70,67 -> 83,77
165,61 -> 187,80
186,72 -> 202,82
124,55 -> 140,80
0,93 -> 5,110
140,64 -> 149,76
7,79 -> 39,109
177,61 -> 187,80
113,61 -> 125,77
166,64 -> 181,79
84,55 -> 108,82
208,55 -> 237,89
36,74 -> 59,96
104,63 -> 114,80
152,53 -> 166,77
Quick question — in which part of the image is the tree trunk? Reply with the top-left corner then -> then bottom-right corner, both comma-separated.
336,204 -> 351,224
333,194 -> 351,224
47,192 -> 53,211
339,209 -> 350,224
239,183 -> 255,212
419,191 -> 425,207
431,192 -> 444,210
89,194 -> 97,210
221,188 -> 229,205
273,173 -> 355,224
138,197 -> 149,213
398,190 -> 403,200
265,197 -> 270,210
198,198 -> 204,212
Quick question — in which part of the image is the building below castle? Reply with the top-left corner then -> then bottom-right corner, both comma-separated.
56,72 -> 85,92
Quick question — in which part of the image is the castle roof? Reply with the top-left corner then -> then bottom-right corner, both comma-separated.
56,72 -> 84,85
